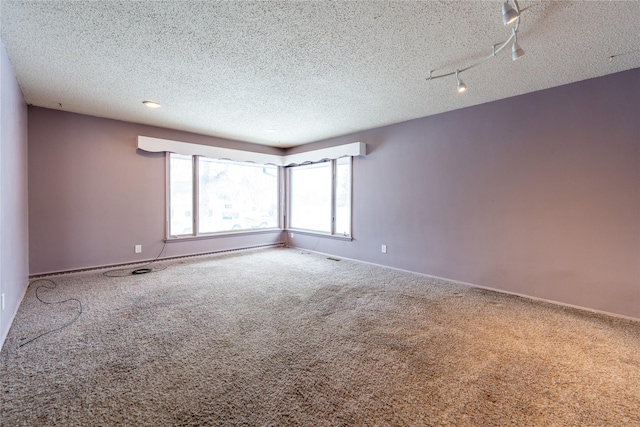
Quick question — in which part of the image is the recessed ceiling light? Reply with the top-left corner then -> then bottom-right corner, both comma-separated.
266,129 -> 277,133
142,100 -> 161,108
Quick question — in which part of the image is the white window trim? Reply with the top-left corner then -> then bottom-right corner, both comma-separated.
155,137 -> 363,241
166,154 -> 282,240
285,157 -> 353,240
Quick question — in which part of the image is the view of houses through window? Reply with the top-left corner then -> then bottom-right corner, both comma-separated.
169,154 -> 278,236
169,153 -> 351,238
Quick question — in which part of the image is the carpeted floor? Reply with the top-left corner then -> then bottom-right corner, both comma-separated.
1,247 -> 639,426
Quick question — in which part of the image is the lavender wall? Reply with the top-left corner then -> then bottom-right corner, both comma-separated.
28,109 -> 286,275
286,68 -> 640,319
26,69 -> 640,319
1,38 -> 29,347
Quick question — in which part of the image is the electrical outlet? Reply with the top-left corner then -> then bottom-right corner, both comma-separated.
381,244 -> 387,254
135,244 -> 142,254
1,293 -> 5,311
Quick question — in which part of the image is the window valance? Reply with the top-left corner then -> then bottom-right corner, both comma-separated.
137,136 -> 366,166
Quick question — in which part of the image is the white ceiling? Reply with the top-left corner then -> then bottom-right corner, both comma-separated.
1,1 -> 639,148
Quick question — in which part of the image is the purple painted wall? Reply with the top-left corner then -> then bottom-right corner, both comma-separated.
1,38 -> 29,347
28,109 -> 286,275
286,68 -> 640,319
26,68 -> 640,319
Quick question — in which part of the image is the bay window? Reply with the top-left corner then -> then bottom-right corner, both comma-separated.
164,140 -> 358,240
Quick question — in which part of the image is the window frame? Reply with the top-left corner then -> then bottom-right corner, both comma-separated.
166,153 -> 283,239
285,157 -> 353,240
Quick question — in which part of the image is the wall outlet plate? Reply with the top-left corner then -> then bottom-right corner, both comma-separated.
135,244 -> 142,253
381,244 -> 387,253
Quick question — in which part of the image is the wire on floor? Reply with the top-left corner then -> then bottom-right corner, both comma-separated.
103,240 -> 170,277
19,279 -> 83,347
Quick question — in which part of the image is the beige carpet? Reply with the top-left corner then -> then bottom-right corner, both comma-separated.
2,247 -> 639,426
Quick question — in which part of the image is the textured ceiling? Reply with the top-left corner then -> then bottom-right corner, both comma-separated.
1,1 -> 639,147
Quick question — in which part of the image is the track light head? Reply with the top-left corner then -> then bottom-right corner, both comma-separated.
512,42 -> 525,60
502,1 -> 519,25
426,0 -> 527,96
511,29 -> 524,61
456,71 -> 467,93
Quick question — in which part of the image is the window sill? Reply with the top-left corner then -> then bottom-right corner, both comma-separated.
166,228 -> 284,242
286,229 -> 353,241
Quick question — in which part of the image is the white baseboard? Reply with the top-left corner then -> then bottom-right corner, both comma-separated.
290,245 -> 640,324
30,242 -> 286,279
0,279 -> 29,352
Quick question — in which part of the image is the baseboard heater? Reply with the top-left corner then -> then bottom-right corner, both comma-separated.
29,242 -> 286,279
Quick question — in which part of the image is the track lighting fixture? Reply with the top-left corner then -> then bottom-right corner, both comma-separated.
456,71 -> 467,93
142,100 -> 161,108
502,1 -> 520,25
512,30 -> 525,61
426,0 -> 524,94
512,42 -> 525,60
608,49 -> 640,63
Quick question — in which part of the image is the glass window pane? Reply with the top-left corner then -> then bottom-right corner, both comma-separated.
335,157 -> 351,236
169,154 -> 193,236
198,158 -> 278,233
289,162 -> 332,233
